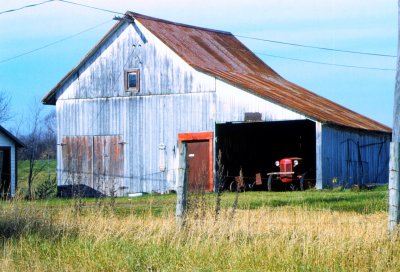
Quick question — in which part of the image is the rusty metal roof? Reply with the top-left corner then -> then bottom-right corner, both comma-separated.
127,12 -> 390,133
42,12 -> 391,133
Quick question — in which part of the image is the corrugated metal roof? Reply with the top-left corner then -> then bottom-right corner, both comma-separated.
42,12 -> 391,133
127,12 -> 391,133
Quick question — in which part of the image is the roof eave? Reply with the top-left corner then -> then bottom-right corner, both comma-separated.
323,121 -> 392,134
0,125 -> 25,148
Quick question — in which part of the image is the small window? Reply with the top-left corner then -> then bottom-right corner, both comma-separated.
124,69 -> 140,92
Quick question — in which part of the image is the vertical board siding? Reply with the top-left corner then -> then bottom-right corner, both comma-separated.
57,93 -> 215,194
321,124 -> 390,188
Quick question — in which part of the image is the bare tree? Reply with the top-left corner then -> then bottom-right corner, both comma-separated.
24,100 -> 45,199
0,91 -> 11,124
42,110 -> 57,159
18,109 -> 57,160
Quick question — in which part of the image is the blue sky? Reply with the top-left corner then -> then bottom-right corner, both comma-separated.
0,0 -> 397,131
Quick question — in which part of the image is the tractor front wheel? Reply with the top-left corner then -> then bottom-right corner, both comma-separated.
230,180 -> 244,192
299,173 -> 306,191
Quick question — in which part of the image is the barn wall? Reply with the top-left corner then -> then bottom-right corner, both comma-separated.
320,124 -> 390,188
215,79 -> 307,123
0,133 -> 16,196
56,21 -> 216,194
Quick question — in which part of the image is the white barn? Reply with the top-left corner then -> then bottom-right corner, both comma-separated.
0,125 -> 24,197
42,12 -> 391,195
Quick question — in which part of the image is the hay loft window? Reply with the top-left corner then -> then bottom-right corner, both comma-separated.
124,69 -> 140,92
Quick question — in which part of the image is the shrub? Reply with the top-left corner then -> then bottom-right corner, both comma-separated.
35,177 -> 57,199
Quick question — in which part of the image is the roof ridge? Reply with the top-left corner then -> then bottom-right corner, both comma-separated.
126,11 -> 233,36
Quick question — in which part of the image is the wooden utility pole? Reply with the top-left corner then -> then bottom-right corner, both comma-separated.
176,142 -> 187,227
389,0 -> 400,234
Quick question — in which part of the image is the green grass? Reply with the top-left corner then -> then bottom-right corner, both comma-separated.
125,185 -> 388,215
232,186 -> 388,214
2,185 -> 388,216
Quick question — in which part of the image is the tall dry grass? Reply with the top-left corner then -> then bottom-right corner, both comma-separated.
1,200 -> 399,271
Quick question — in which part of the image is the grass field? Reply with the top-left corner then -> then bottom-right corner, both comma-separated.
1,185 -> 399,271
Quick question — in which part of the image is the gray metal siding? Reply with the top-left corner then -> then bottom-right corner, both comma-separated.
321,124 -> 390,188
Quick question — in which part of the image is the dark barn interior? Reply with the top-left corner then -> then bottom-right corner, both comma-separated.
0,148 -> 11,196
216,120 -> 316,189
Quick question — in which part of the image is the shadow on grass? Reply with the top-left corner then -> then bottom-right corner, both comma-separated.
0,205 -> 77,240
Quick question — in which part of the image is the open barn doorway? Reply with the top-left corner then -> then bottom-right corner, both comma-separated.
0,148 -> 11,197
215,120 -> 316,190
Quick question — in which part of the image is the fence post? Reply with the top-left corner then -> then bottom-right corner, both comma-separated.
389,0 -> 400,235
176,142 -> 187,227
389,142 -> 400,233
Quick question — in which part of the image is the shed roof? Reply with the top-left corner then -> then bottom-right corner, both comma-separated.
0,125 -> 24,148
42,12 -> 391,133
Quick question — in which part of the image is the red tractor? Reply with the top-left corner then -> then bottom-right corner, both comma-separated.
267,157 -> 307,191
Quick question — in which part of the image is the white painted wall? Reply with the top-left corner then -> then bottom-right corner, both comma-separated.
216,79 -> 307,123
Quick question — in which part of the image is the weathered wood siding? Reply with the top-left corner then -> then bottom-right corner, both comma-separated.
320,124 -> 390,188
56,21 -> 216,194
216,79 -> 307,123
0,133 -> 16,196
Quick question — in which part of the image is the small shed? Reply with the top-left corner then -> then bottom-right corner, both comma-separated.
42,12 -> 391,195
0,125 -> 24,197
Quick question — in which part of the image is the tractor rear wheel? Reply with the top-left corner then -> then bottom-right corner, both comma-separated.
267,175 -> 273,191
230,181 -> 244,192
229,180 -> 237,192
